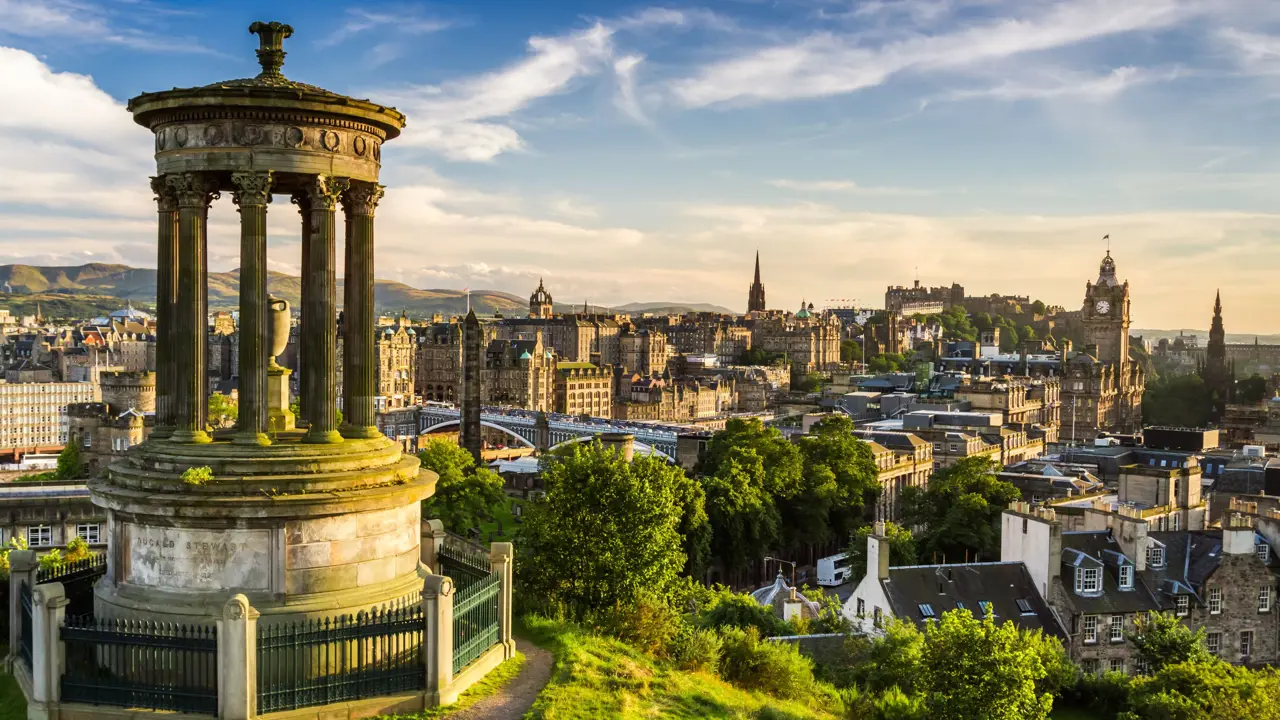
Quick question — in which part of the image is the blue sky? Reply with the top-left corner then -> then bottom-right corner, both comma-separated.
3,0 -> 1280,331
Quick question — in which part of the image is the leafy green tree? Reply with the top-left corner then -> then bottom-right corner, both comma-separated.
56,441 -> 84,480
1127,611 -> 1212,675
1238,374 -> 1269,404
915,612 -> 1063,720
795,415 -> 881,542
840,339 -> 862,363
696,419 -> 803,501
208,392 -> 238,428
517,442 -> 698,617
1121,658 -> 1280,720
902,457 -> 1019,562
867,354 -> 901,373
1000,327 -> 1020,352
793,373 -> 825,393
701,446 -> 780,575
844,521 -> 916,580
738,347 -> 782,366
418,438 -> 508,537
1143,374 -> 1212,427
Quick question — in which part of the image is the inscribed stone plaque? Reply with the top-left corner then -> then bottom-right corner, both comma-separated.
123,524 -> 271,591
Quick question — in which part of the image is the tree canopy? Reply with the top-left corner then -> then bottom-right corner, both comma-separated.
208,392 -> 238,428
517,442 -> 703,617
1238,374 -> 1270,404
902,457 -> 1019,562
1143,374 -> 1211,428
418,438 -> 507,537
1126,611 -> 1212,675
844,521 -> 916,580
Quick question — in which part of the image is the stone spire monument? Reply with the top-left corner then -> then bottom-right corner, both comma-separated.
91,22 -> 434,622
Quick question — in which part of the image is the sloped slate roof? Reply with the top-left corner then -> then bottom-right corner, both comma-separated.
882,561 -> 1065,638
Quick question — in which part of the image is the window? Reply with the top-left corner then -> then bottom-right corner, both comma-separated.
1242,631 -> 1254,657
1170,513 -> 1180,531
856,598 -> 865,617
873,607 -> 882,627
1083,614 -> 1099,644
1260,587 -> 1272,613
1119,565 -> 1134,590
1109,658 -> 1125,674
27,525 -> 51,547
1176,595 -> 1190,616
1209,588 -> 1223,615
1022,518 -> 1029,534
1016,598 -> 1034,615
1148,546 -> 1165,569
1110,615 -> 1124,643
1207,632 -> 1222,655
1259,544 -> 1272,563
919,603 -> 936,619
978,601 -> 994,618
1134,656 -> 1149,675
76,523 -> 100,544
82,433 -> 91,448
1077,567 -> 1102,595
1081,658 -> 1099,675
955,601 -> 966,611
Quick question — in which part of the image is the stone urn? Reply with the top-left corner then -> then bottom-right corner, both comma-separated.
268,295 -> 290,368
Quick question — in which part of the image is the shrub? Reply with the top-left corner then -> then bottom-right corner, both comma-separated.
596,593 -> 682,657
718,626 -> 822,702
875,686 -> 925,720
38,549 -> 63,573
669,624 -> 722,673
1061,671 -> 1132,720
64,536 -> 91,563
700,590 -> 789,637
181,466 -> 214,485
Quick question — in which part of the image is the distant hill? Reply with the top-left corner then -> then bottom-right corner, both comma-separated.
613,301 -> 737,315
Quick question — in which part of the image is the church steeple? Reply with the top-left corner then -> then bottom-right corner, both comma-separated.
1204,289 -> 1231,421
747,250 -> 766,314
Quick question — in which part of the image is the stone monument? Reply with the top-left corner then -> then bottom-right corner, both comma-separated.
90,21 -> 434,622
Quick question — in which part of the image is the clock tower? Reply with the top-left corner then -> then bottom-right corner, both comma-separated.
1081,251 -> 1130,365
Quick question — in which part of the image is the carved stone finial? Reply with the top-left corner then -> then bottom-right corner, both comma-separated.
249,21 -> 294,79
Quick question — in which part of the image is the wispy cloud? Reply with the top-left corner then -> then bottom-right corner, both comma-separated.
1218,28 -> 1280,75
670,0 -> 1197,107
317,8 -> 452,49
0,0 -> 214,52
768,179 -> 935,196
943,66 -> 1182,102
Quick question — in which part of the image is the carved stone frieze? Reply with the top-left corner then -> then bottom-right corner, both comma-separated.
155,122 -> 381,162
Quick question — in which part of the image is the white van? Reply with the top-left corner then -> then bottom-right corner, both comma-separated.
817,552 -> 853,587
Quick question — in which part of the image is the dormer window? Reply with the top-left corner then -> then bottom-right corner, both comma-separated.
1075,567 -> 1102,595
1119,565 -> 1134,590
1148,546 -> 1165,569
1176,595 -> 1189,616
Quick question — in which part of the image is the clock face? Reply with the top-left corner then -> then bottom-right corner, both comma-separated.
1095,300 -> 1111,315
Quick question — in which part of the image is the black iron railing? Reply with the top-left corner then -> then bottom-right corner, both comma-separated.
451,572 -> 500,674
257,600 -> 425,713
60,615 -> 218,714
36,553 -> 106,584
439,533 -> 491,592
18,581 -> 31,671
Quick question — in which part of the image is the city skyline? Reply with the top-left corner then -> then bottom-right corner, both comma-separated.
3,0 -> 1280,331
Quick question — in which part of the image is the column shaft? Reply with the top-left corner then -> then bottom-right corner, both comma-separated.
301,175 -> 348,443
341,182 -> 384,438
167,173 -> 218,444
231,171 -> 273,445
291,193 -> 312,428
150,177 -> 179,438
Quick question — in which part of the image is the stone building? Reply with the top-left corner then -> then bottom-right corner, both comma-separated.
529,278 -> 554,319
1002,503 -> 1280,672
556,363 -> 614,416
618,325 -> 668,376
955,376 -> 1061,443
0,482 -> 107,556
416,321 -> 465,403
66,370 -> 156,474
854,430 -> 934,522
376,313 -> 416,410
885,280 -> 965,315
750,301 -> 842,373
0,379 -> 95,452
485,334 -> 556,412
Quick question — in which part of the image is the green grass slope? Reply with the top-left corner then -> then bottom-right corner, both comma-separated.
521,616 -> 840,720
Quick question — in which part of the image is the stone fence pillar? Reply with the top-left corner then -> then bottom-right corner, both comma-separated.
421,519 -> 446,573
217,594 -> 258,720
31,582 -> 67,712
422,574 -> 454,706
489,542 -> 516,659
7,549 -> 36,671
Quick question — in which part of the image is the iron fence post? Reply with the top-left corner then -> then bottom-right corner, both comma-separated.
488,542 -> 516,660
7,549 -> 36,672
217,594 -> 258,720
31,582 -> 67,711
422,574 -> 453,707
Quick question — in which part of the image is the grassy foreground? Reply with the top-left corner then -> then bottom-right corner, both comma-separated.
521,616 -> 841,720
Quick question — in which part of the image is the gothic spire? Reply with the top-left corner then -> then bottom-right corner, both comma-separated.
754,250 -> 761,284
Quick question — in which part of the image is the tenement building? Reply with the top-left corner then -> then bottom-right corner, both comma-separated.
484,334 -> 556,412
376,312 -> 417,409
750,301 -> 842,373
556,362 -> 614,416
0,378 -> 95,453
66,370 -> 156,475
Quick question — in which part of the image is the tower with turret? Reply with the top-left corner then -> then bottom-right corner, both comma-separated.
747,251 -> 766,314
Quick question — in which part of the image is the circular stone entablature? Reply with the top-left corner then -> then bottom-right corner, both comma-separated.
126,21 -> 406,187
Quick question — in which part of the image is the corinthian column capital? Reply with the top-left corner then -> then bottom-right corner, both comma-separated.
166,172 -> 220,209
301,175 -> 350,212
150,175 -> 179,213
342,182 -> 385,218
231,171 -> 274,209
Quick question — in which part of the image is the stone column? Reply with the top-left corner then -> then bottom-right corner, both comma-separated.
489,542 -> 516,660
6,550 -> 36,671
422,574 -> 454,707
421,518 -> 446,573
150,176 -> 179,439
340,182 -> 384,439
31,582 -> 68,709
300,175 -> 349,444
217,594 -> 258,720
290,191 -> 312,428
167,172 -> 218,444
231,171 -> 273,446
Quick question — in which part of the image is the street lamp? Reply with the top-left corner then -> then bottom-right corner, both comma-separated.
764,556 -> 797,587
